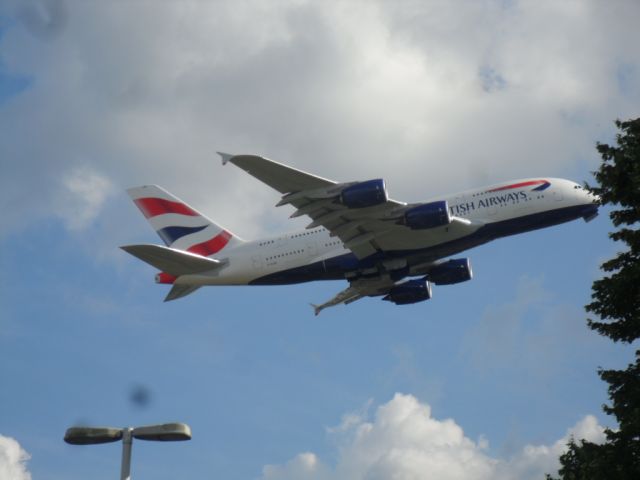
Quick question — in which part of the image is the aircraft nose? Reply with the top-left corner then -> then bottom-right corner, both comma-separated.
585,189 -> 600,205
580,188 -> 599,222
573,183 -> 599,204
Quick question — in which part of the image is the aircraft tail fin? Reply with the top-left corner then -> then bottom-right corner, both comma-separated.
127,185 -> 244,256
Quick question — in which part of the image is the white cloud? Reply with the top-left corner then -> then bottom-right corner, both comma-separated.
0,435 -> 32,480
54,165 -> 114,231
495,415 -> 606,479
261,393 -> 605,480
263,452 -> 332,480
1,0 -> 639,238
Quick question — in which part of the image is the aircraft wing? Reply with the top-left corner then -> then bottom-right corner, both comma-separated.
311,285 -> 363,316
220,153 -> 482,258
219,152 -> 335,193
310,274 -> 401,315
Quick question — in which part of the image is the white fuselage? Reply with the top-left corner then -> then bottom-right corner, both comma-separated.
174,178 -> 596,287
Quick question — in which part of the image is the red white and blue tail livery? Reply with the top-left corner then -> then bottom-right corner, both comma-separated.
123,185 -> 244,301
127,185 -> 243,254
122,154 -> 599,313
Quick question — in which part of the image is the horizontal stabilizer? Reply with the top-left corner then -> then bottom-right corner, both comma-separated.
120,244 -> 223,276
164,284 -> 201,302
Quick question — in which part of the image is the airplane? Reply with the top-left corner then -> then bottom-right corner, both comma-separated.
121,153 -> 599,315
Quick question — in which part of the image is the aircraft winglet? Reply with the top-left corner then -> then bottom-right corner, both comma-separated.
218,152 -> 234,165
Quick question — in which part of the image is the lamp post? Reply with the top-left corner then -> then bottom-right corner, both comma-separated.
64,422 -> 191,480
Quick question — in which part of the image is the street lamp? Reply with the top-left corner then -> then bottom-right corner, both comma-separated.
64,422 -> 191,480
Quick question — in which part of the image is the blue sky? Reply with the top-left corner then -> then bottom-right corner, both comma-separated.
1,1 -> 639,479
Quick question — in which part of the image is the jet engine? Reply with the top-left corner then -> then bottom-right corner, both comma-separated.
400,201 -> 451,229
339,179 -> 388,208
428,258 -> 472,285
382,279 -> 432,305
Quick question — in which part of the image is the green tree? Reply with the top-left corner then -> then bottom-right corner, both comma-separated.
548,118 -> 640,479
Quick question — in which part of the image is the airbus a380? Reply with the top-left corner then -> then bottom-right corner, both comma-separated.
122,153 -> 599,315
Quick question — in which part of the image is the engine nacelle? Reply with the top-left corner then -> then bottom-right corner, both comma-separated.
428,258 -> 472,285
339,179 -> 387,209
401,201 -> 451,229
382,279 -> 432,305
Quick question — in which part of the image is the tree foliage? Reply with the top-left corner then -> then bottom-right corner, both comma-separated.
548,118 -> 640,479
586,118 -> 640,342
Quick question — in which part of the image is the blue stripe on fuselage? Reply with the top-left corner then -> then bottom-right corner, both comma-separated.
249,203 -> 597,286
532,181 -> 551,191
